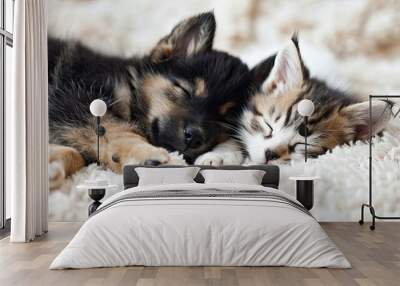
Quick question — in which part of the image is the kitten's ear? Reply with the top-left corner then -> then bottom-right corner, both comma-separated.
150,11 -> 216,62
252,35 -> 309,95
340,100 -> 392,140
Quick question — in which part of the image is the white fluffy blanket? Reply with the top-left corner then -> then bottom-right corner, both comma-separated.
49,119 -> 400,221
48,0 -> 400,221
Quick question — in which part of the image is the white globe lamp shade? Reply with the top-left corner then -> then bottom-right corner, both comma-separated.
297,99 -> 315,117
90,99 -> 107,117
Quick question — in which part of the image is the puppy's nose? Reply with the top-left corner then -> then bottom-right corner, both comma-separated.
265,149 -> 279,163
184,125 -> 204,149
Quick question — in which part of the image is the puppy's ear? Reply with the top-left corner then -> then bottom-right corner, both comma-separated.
340,100 -> 392,140
250,55 -> 275,90
251,34 -> 309,96
150,11 -> 216,62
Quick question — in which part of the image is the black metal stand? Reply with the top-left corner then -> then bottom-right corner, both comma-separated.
359,95 -> 400,230
88,188 -> 105,216
296,180 -> 314,210
95,116 -> 106,167
304,116 -> 308,163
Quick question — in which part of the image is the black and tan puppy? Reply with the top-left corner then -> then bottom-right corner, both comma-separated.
48,12 -> 252,189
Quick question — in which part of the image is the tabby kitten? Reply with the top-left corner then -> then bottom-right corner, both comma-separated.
238,35 -> 392,164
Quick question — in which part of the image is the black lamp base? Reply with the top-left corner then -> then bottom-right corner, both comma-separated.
88,188 -> 105,216
296,180 -> 314,210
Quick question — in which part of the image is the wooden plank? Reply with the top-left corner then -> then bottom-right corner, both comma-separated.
0,222 -> 399,286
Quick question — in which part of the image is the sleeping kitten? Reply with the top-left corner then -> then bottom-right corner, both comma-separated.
237,35 -> 392,164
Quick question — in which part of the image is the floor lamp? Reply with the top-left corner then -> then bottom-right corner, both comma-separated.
297,99 -> 315,162
290,99 -> 316,211
89,99 -> 107,166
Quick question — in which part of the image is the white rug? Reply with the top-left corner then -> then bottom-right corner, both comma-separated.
48,0 -> 400,221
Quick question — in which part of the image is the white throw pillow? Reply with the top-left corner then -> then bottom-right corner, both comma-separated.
135,167 -> 201,186
200,169 -> 266,185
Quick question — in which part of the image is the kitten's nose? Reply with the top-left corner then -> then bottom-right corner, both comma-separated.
184,125 -> 204,149
265,149 -> 279,163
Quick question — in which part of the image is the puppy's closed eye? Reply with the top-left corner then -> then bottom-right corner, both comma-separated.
171,79 -> 192,98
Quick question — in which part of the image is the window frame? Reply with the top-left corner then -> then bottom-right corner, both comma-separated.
0,0 -> 14,235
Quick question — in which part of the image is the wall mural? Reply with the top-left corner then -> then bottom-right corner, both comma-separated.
48,0 -> 400,221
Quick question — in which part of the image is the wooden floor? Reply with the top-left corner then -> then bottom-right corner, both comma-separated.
0,222 -> 399,286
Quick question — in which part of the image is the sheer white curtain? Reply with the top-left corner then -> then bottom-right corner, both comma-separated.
7,0 -> 48,242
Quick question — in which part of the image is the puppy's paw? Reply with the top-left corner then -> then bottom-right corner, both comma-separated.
195,151 -> 244,166
140,147 -> 170,165
166,151 -> 187,165
110,145 -> 171,173
48,161 -> 66,190
195,152 -> 224,166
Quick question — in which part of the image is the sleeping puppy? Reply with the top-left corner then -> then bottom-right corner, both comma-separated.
48,12 -> 252,189
236,35 -> 392,164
